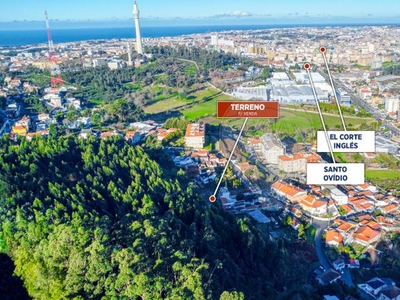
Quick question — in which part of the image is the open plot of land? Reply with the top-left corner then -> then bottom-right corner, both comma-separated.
181,88 -> 237,120
269,109 -> 374,134
144,86 -> 236,120
366,169 -> 400,179
210,107 -> 375,133
144,97 -> 188,114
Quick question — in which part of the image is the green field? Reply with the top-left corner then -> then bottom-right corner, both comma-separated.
180,87 -> 239,120
215,107 -> 374,133
269,109 -> 373,134
144,86 -> 236,119
366,169 -> 400,179
144,97 -> 188,114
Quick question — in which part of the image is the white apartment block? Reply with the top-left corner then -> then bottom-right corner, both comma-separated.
385,97 -> 399,113
260,133 -> 285,164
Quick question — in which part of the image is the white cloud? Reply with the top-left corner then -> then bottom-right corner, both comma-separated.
210,11 -> 253,18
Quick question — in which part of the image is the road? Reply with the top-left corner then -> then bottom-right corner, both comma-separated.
341,267 -> 354,287
312,218 -> 354,287
318,70 -> 400,136
312,218 -> 331,271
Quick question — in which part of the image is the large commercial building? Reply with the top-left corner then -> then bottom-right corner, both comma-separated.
336,89 -> 351,106
184,123 -> 205,149
375,136 -> 399,154
271,84 -> 330,103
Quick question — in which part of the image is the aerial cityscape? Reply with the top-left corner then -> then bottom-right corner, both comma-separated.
0,1 -> 400,299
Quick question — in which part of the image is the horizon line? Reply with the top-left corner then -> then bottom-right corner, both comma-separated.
1,21 -> 400,30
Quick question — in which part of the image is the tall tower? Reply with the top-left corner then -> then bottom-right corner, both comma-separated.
127,42 -> 132,66
133,1 -> 143,55
45,11 -> 63,86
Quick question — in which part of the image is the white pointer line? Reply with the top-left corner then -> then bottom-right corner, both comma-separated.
321,49 -> 347,131
212,118 -> 248,198
305,66 -> 336,164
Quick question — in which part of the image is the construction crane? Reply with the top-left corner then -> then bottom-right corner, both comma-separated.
45,11 -> 64,87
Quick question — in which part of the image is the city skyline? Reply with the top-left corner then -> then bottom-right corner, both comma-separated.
2,0 -> 400,27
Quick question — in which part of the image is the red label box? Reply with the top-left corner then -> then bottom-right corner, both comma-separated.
217,101 -> 279,118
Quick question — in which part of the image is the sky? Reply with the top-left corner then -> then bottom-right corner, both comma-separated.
2,0 -> 400,29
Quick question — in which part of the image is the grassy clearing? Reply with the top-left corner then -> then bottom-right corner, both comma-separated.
269,109 -> 373,134
88,99 -> 104,108
214,107 -> 374,132
124,83 -> 141,90
144,97 -> 188,114
184,65 -> 197,75
20,73 -> 51,87
181,93 -> 235,120
366,169 -> 400,179
144,86 -> 221,115
179,87 -> 236,120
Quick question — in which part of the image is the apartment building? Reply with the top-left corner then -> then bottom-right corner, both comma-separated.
260,133 -> 285,164
184,123 -> 205,149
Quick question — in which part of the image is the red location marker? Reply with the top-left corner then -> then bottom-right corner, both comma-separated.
320,46 -> 326,53
304,62 -> 311,70
209,195 -> 216,202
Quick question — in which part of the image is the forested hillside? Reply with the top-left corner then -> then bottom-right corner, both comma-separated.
0,135 -> 320,299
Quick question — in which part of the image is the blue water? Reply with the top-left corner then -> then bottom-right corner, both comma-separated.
0,24 -> 398,47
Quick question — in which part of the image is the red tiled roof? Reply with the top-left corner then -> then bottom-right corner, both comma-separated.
249,139 -> 260,145
326,230 -> 343,244
125,131 -> 137,139
353,226 -> 380,243
185,123 -> 205,137
198,149 -> 209,156
306,152 -> 321,163
376,215 -> 385,224
382,204 -> 398,213
358,182 -> 371,190
341,204 -> 353,213
100,132 -> 118,139
337,222 -> 355,232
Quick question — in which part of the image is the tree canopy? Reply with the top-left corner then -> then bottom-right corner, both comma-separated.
0,135 -> 324,299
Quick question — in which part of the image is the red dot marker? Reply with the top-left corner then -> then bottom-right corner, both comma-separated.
303,62 -> 310,70
209,195 -> 216,202
320,46 -> 326,53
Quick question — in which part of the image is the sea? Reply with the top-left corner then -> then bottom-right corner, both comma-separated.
0,23 -> 395,48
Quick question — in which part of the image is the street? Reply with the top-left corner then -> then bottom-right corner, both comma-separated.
318,70 -> 400,136
312,218 -> 354,287
312,218 -> 331,271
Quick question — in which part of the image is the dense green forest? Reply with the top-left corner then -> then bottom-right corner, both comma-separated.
0,135 -> 330,299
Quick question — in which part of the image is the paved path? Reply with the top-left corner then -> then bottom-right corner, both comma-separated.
312,218 -> 331,271
312,218 -> 354,286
